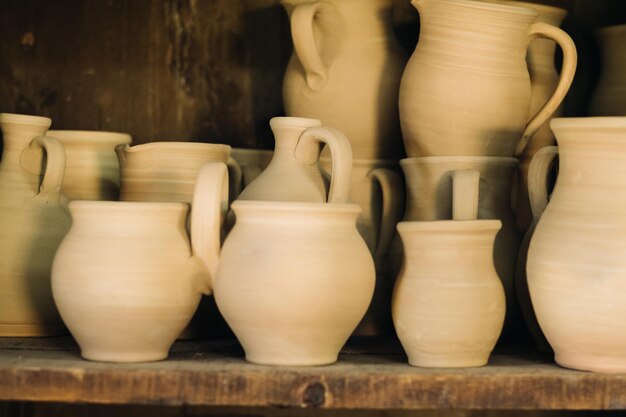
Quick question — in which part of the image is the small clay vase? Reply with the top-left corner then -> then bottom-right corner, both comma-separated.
214,200 -> 375,365
589,25 -> 626,116
0,113 -> 70,336
48,130 -> 132,201
230,148 -> 273,191
51,163 -> 228,362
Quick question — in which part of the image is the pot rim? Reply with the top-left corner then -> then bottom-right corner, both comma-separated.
69,200 -> 188,213
551,117 -> 626,130
48,130 -> 132,145
231,200 -> 362,216
400,156 -> 518,166
0,113 -> 52,127
269,116 -> 322,129
430,0 -> 538,17
121,141 -> 231,153
398,219 -> 502,233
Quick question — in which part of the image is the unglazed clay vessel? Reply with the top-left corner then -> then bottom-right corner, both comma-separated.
528,117 -> 626,373
230,148 -> 273,190
399,0 -> 577,157
589,25 -> 626,116
48,130 -> 132,201
282,0 -> 406,159
0,113 -> 70,336
51,163 -> 228,362
237,117 -> 352,203
321,157 -> 404,336
393,219 -> 506,368
215,200 -> 375,365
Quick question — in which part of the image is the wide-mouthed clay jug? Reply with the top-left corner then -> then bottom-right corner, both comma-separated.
214,200 -> 375,365
527,117 -> 626,372
0,113 -> 70,336
393,219 -> 505,367
237,117 -> 352,203
589,25 -> 626,116
48,130 -> 132,201
51,163 -> 228,362
282,0 -> 407,159
399,0 -> 577,157
230,148 -> 273,190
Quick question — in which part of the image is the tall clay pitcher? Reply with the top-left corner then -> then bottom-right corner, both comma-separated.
399,0 -> 577,158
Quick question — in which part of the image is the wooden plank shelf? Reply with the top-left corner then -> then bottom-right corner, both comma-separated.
0,337 -> 624,410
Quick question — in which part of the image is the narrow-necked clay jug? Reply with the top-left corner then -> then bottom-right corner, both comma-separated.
282,0 -> 407,159
399,0 -> 577,157
527,117 -> 626,372
51,163 -> 228,362
237,117 -> 352,203
0,113 -> 70,336
48,130 -> 132,201
215,200 -> 375,365
589,25 -> 626,116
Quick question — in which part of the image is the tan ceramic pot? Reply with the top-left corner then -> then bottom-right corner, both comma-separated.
51,163 -> 228,362
215,200 -> 375,365
393,220 -> 506,367
48,130 -> 132,201
237,117 -> 352,203
399,0 -> 576,157
230,148 -> 273,191
282,0 -> 406,159
589,25 -> 626,116
0,113 -> 71,336
528,117 -> 626,373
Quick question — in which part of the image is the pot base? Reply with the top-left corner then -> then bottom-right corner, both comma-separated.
407,352 -> 490,368
81,349 -> 169,363
0,323 -> 67,337
556,352 -> 626,373
245,353 -> 338,366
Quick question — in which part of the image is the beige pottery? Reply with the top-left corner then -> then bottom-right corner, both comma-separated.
321,157 -> 404,336
0,113 -> 70,336
393,219 -> 506,367
47,130 -> 131,201
281,0 -> 406,159
589,25 -> 626,116
528,117 -> 626,373
51,163 -> 228,362
230,148 -> 273,190
214,200 -> 375,365
237,117 -> 352,203
399,0 -> 577,157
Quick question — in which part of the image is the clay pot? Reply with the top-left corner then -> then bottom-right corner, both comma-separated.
0,113 -> 71,336
237,117 -> 352,203
230,148 -> 273,191
528,117 -> 626,372
48,130 -> 132,201
215,200 -> 375,365
282,0 -> 406,159
589,25 -> 626,116
399,0 -> 577,157
51,163 -> 228,362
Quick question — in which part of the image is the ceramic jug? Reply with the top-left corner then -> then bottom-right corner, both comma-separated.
281,0 -> 406,160
48,130 -> 132,201
237,117 -> 352,203
589,25 -> 626,116
0,113 -> 70,336
527,117 -> 626,372
230,148 -> 273,190
399,0 -> 577,158
214,200 -> 375,365
51,163 -> 228,362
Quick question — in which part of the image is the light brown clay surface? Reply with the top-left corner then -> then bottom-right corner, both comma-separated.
0,113 -> 71,336
589,25 -> 626,116
48,130 -> 132,201
230,148 -> 273,190
528,117 -> 626,373
214,200 -> 375,366
282,0 -> 406,160
51,163 -> 228,362
393,220 -> 506,368
399,0 -> 576,158
237,117 -> 352,204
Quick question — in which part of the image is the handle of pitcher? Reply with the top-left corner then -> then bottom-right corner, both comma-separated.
190,162 -> 229,295
528,146 -> 558,219
369,168 -> 404,263
31,135 -> 66,195
515,22 -> 577,156
452,169 -> 480,221
291,2 -> 330,91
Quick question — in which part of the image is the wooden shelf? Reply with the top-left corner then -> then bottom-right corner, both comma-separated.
0,337 -> 624,410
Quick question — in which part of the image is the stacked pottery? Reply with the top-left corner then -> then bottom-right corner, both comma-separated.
589,25 -> 626,116
397,0 -> 577,340
220,116 -> 375,365
281,0 -> 407,335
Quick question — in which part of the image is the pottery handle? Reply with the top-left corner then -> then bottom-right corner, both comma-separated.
290,2 -> 330,91
190,162 -> 229,295
31,135 -> 66,195
227,156 -> 243,200
452,169 -> 480,221
515,22 -> 577,156
528,145 -> 558,219
368,168 -> 404,263
296,126 -> 353,204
